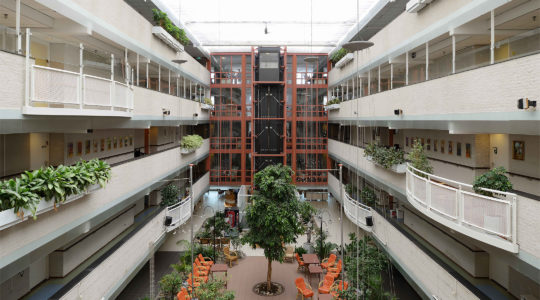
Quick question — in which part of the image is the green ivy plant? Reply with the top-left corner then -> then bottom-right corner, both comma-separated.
330,48 -> 349,64
409,140 -> 433,177
364,143 -> 405,169
0,159 -> 111,219
473,167 -> 513,197
180,134 -> 204,151
152,9 -> 190,46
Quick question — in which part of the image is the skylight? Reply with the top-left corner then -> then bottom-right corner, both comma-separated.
159,0 -> 379,53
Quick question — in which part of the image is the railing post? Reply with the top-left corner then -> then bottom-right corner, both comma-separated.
79,43 -> 84,109
426,174 -> 431,208
457,184 -> 462,225
24,28 -> 30,108
458,185 -> 465,225
511,196 -> 517,245
110,54 -> 115,110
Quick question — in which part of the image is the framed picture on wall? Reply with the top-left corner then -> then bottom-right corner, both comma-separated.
406,137 -> 409,147
448,141 -> 453,154
100,139 -> 105,152
93,140 -> 98,153
434,139 -> 438,152
466,143 -> 471,158
421,138 -> 425,146
457,142 -> 462,156
124,136 -> 129,147
512,141 -> 525,160
107,138 -> 111,150
440,140 -> 445,154
77,142 -> 83,156
129,136 -> 133,146
427,139 -> 431,151
67,142 -> 74,157
113,137 -> 117,149
85,140 -> 91,154
119,137 -> 123,148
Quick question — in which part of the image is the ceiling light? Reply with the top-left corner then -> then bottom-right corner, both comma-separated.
304,56 -> 318,63
172,59 -> 187,64
342,41 -> 374,52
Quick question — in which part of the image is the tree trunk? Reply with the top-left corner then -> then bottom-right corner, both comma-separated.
267,259 -> 272,291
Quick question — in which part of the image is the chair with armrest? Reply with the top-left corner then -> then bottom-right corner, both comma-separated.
321,253 -> 336,269
223,246 -> 238,267
318,274 -> 335,294
198,253 -> 214,266
295,253 -> 306,272
284,246 -> 294,263
294,277 -> 314,300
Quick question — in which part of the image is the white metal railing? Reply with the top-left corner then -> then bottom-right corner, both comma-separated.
343,191 -> 373,232
30,65 -> 134,113
405,163 -> 518,253
165,196 -> 192,232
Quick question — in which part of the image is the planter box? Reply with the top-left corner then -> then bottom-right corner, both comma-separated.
201,103 -> 213,110
366,156 -> 406,174
335,53 -> 354,69
151,26 -> 185,53
0,184 -> 102,231
325,103 -> 340,111
180,148 -> 196,154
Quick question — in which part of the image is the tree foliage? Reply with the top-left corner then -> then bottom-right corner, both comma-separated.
241,164 -> 305,289
473,167 -> 513,197
195,279 -> 235,300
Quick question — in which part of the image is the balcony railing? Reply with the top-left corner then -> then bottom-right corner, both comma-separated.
405,164 -> 518,253
328,173 -> 372,232
26,64 -> 134,116
165,196 -> 191,232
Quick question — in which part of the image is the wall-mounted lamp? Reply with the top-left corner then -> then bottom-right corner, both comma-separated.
162,108 -> 171,116
493,147 -> 498,155
193,113 -> 198,117
394,109 -> 403,116
517,98 -> 537,110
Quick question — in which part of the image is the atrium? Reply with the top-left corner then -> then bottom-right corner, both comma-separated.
0,0 -> 539,299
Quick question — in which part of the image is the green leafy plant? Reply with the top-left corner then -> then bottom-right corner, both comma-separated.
194,279 -> 235,300
241,164 -> 305,291
160,184 -> 182,207
204,97 -> 213,105
473,167 -> 513,197
330,48 -> 349,64
294,246 -> 307,255
180,134 -> 204,151
314,227 -> 337,259
152,9 -> 190,46
360,187 -> 376,207
158,271 -> 183,300
0,160 -> 111,219
364,143 -> 405,169
326,98 -> 341,106
409,140 -> 433,177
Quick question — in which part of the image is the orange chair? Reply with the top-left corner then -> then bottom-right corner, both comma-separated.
321,253 -> 336,270
186,275 -> 203,292
189,272 -> 208,283
177,287 -> 191,300
195,258 -> 211,271
317,274 -> 335,294
198,253 -> 214,266
327,260 -> 342,279
295,253 -> 306,272
193,263 -> 209,277
294,277 -> 314,300
331,280 -> 349,299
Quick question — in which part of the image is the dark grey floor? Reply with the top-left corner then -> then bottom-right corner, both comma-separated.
116,251 -> 181,300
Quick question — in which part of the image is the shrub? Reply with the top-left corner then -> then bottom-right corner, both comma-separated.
364,143 -> 405,169
204,97 -> 213,105
152,9 -> 190,46
360,187 -> 376,207
409,140 -> 432,175
180,134 -> 203,151
473,167 -> 513,197
160,184 -> 182,207
326,98 -> 341,106
294,246 -> 307,255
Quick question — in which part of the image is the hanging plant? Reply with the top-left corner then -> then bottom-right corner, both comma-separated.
364,143 -> 405,169
152,9 -> 191,46
180,134 -> 204,151
325,98 -> 341,106
330,48 -> 349,64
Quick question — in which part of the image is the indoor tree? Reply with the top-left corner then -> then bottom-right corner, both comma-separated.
409,139 -> 433,176
241,164 -> 305,292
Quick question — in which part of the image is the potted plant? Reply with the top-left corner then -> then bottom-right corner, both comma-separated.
473,167 -> 513,198
201,97 -> 213,110
363,143 -> 406,173
360,187 -> 376,207
160,184 -> 181,207
408,140 -> 433,177
152,9 -> 190,46
180,134 -> 203,154
330,48 -> 349,66
325,98 -> 341,111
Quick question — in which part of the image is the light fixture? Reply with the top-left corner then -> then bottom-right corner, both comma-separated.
264,23 -> 268,34
304,56 -> 319,63
394,109 -> 403,116
162,108 -> 171,116
172,59 -> 187,64
342,41 -> 374,52
517,98 -> 537,110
